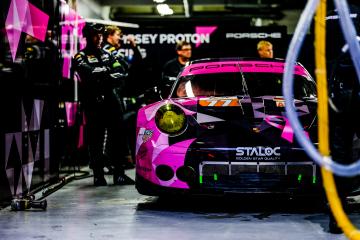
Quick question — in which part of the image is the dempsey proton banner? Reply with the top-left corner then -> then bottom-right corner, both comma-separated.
119,24 -> 287,92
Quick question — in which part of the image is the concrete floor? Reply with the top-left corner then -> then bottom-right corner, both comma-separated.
0,169 -> 359,240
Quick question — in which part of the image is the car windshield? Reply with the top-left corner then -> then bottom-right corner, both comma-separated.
171,72 -> 316,99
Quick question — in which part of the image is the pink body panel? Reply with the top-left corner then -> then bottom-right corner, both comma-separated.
136,101 -> 196,189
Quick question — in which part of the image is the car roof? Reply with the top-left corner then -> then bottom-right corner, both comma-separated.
180,58 -> 309,78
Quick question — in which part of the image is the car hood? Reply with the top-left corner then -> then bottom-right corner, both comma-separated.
171,96 -> 318,149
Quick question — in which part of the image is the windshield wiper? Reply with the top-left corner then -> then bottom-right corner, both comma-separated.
237,60 -> 250,96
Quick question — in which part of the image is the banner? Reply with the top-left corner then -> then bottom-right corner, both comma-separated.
119,24 -> 287,94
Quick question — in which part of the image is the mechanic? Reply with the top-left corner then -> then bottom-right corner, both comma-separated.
326,2 -> 360,234
72,23 -> 134,186
102,25 -> 142,169
159,41 -> 192,94
103,25 -> 142,70
257,40 -> 274,59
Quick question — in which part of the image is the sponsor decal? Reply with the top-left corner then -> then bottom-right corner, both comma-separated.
226,32 -> 282,39
195,26 -> 217,47
119,27 -> 217,59
185,62 -> 306,75
273,96 -> 285,107
87,56 -> 99,63
236,146 -> 281,161
142,129 -> 154,143
100,54 -> 109,61
118,47 -> 147,59
123,33 -> 212,45
199,98 -> 240,107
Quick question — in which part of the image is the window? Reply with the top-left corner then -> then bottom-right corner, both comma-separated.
172,72 -> 316,99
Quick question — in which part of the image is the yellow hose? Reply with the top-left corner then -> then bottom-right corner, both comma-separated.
315,0 -> 360,238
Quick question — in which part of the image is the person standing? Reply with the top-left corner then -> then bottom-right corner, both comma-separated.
102,25 -> 143,169
162,41 -> 192,81
326,2 -> 360,234
103,25 -> 142,71
161,41 -> 192,97
257,40 -> 274,59
72,23 -> 133,186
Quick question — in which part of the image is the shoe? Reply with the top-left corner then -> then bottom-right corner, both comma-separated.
329,218 -> 343,234
113,174 -> 135,185
94,176 -> 107,186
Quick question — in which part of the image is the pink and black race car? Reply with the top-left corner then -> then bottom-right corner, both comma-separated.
135,58 -> 320,196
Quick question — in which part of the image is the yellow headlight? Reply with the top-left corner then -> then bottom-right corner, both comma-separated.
155,104 -> 187,135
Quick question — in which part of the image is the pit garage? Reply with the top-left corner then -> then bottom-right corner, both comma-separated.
1,0 -> 360,239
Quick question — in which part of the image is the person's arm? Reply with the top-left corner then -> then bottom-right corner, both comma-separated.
72,52 -> 108,83
106,54 -> 128,90
162,60 -> 176,82
127,35 -> 142,66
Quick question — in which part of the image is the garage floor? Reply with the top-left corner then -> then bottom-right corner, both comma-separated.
0,169 -> 359,240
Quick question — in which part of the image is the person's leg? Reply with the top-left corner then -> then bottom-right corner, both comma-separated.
106,94 -> 134,185
109,118 -> 134,184
123,111 -> 137,167
86,105 -> 107,186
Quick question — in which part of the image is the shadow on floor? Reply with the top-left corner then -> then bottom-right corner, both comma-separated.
136,194 -> 329,215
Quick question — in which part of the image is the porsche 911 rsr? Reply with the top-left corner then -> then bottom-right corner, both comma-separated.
135,58 -> 320,196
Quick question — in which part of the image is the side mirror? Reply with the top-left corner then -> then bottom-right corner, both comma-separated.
158,76 -> 177,99
159,84 -> 172,100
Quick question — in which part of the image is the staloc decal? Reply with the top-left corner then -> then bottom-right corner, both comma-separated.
236,146 -> 281,161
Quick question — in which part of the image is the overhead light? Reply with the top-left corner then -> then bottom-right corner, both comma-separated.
156,4 -> 174,16
85,18 -> 139,28
153,0 -> 166,3
60,4 -> 70,15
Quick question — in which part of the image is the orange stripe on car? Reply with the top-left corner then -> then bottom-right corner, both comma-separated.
199,99 -> 240,107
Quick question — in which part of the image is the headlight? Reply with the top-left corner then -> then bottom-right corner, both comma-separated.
155,104 -> 187,135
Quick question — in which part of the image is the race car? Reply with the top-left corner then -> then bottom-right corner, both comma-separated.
135,58 -> 320,196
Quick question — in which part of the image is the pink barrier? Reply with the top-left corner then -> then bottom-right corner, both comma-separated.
5,0 -> 49,61
65,102 -> 78,127
65,102 -> 85,149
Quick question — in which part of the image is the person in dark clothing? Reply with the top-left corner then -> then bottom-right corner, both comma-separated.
326,2 -> 360,234
102,25 -> 142,169
72,23 -> 133,186
103,25 -> 142,70
161,41 -> 192,96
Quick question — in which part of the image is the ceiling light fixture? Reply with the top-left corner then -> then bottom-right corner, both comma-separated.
156,4 -> 174,16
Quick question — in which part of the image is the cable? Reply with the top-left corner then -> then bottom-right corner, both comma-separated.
315,0 -> 360,238
282,0 -> 360,238
38,170 -> 91,201
282,0 -> 360,177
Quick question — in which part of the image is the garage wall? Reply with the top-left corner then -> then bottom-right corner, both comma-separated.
0,0 -> 62,206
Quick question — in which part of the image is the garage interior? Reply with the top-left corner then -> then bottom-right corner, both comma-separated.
1,0 -> 360,239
